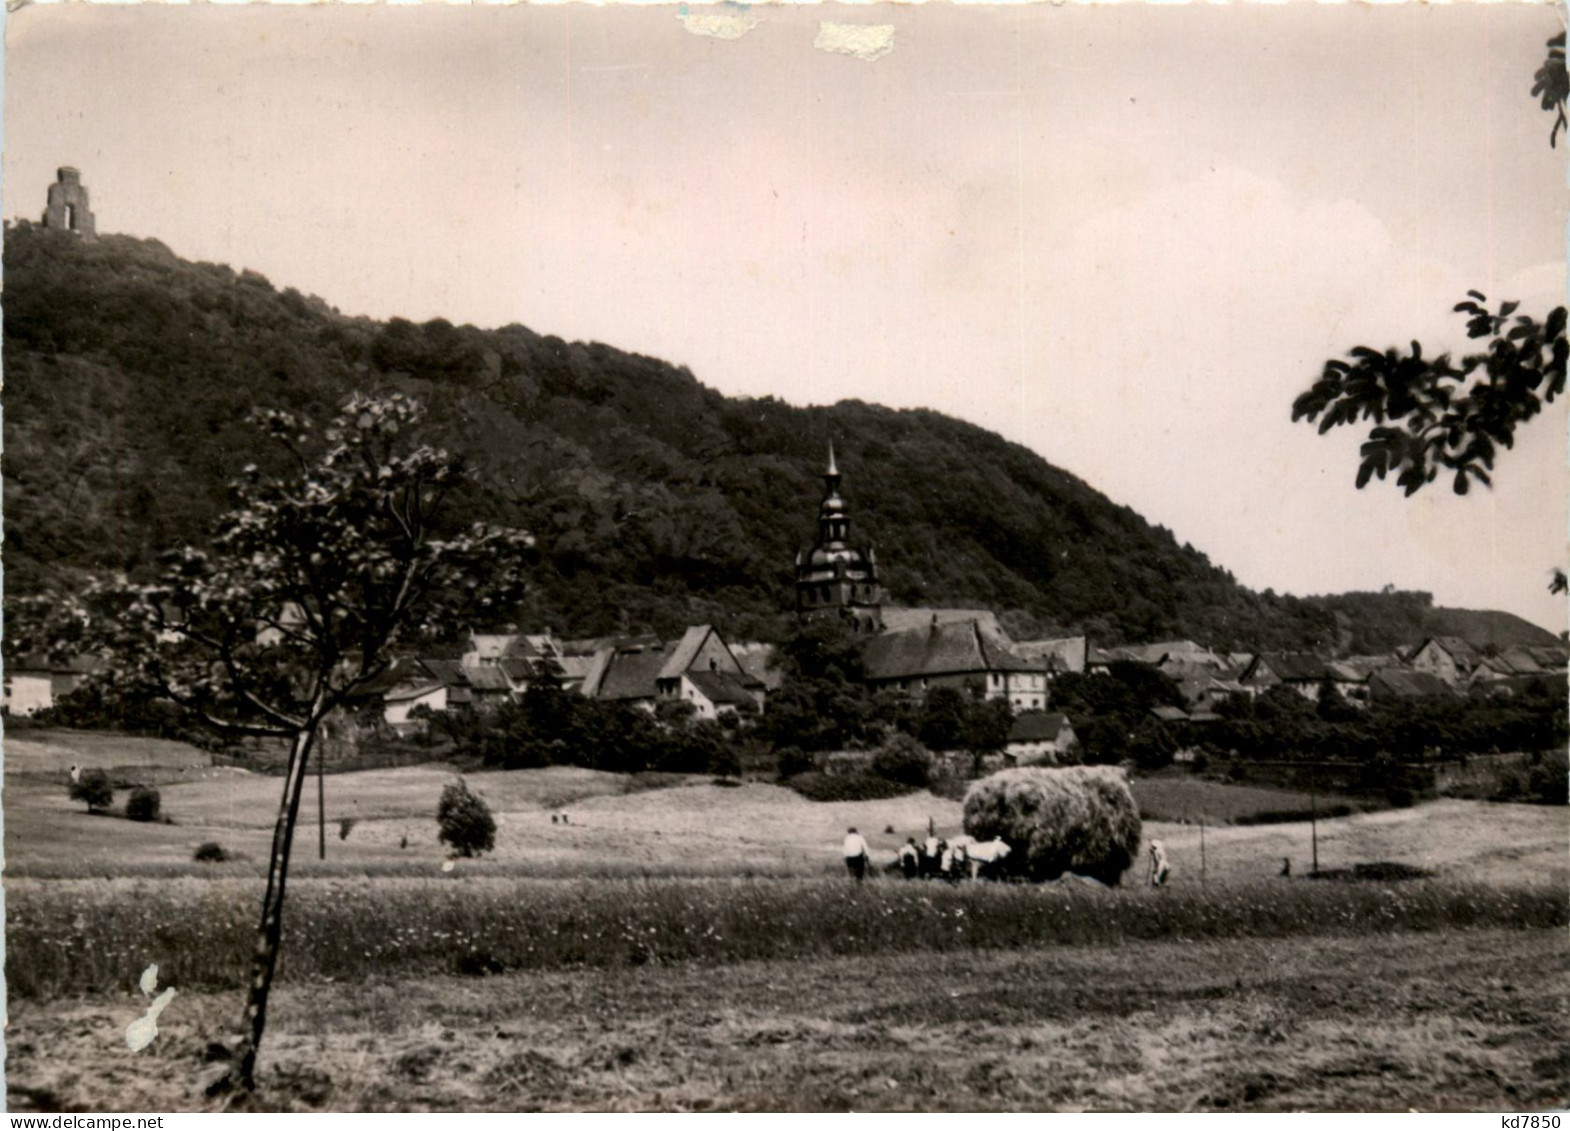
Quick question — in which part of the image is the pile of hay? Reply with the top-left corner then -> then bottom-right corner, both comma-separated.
962,765 -> 1142,885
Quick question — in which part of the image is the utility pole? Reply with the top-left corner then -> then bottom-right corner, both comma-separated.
318,743 -> 327,860
1310,774 -> 1319,876
1200,816 -> 1207,885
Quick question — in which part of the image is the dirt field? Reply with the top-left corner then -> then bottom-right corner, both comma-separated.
8,928 -> 1565,1112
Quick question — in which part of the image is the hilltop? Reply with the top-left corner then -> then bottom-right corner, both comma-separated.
3,224 -> 1556,652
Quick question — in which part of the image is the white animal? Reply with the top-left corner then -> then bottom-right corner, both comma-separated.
963,837 -> 1013,879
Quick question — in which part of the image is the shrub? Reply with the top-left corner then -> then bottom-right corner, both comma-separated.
775,746 -> 815,779
193,841 -> 231,863
963,765 -> 1142,885
437,778 -> 496,858
707,744 -> 742,778
1526,749 -> 1568,805
69,768 -> 114,813
339,817 -> 358,841
787,770 -> 913,803
870,734 -> 934,788
125,786 -> 162,823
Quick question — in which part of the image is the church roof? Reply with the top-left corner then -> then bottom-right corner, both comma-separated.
879,607 -> 1000,635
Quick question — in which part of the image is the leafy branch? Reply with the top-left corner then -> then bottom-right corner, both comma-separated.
1533,31 -> 1568,147
1292,295 -> 1567,496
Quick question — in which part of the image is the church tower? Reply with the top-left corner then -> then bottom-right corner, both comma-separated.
794,443 -> 884,630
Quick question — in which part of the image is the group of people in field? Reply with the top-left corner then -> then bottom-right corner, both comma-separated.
841,827 -> 1012,883
842,827 -> 1176,886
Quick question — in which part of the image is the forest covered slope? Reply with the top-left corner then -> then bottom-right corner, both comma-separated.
3,224 -> 1556,652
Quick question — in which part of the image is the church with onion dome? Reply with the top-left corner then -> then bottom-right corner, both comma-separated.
794,443 -> 885,631
793,443 -> 1055,711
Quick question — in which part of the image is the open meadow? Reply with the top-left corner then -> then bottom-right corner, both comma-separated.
6,728 -> 1568,1111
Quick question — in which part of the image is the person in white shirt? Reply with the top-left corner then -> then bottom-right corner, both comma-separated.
898,838 -> 920,880
842,827 -> 870,882
1149,839 -> 1171,886
922,835 -> 942,879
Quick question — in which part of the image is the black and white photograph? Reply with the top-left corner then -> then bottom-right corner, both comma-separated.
3,1 -> 1566,1113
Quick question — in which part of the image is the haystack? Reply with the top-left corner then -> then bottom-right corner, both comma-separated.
961,765 -> 1141,885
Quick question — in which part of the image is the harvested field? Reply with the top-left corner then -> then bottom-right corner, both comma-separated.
8,928 -> 1565,1111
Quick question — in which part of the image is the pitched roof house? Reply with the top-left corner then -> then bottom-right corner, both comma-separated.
861,619 -> 1051,711
1410,636 -> 1485,687
1369,667 -> 1454,702
2,653 -> 104,717
1013,635 -> 1088,675
1238,652 -> 1333,700
586,626 -> 765,716
1005,711 -> 1077,766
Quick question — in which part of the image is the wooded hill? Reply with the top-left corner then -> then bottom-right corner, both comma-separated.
3,224 -> 1557,653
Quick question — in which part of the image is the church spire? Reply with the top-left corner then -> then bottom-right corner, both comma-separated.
796,442 -> 883,629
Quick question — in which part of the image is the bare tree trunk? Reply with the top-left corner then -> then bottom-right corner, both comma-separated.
212,691 -> 328,1096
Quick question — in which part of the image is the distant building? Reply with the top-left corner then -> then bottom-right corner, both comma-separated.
1369,667 -> 1454,703
861,618 -> 1050,710
1410,636 -> 1485,687
42,167 -> 96,237
582,625 -> 764,718
1238,652 -> 1333,701
1013,635 -> 1088,675
1089,639 -> 1225,673
1005,711 -> 1077,765
3,653 -> 104,716
795,444 -> 884,631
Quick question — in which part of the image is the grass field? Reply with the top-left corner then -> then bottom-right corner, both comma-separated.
8,928 -> 1565,1111
10,730 -> 1567,885
1129,774 -> 1370,825
7,728 -> 1568,1111
8,874 -> 1563,999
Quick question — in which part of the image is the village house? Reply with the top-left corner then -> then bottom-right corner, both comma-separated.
2,653 -> 103,717
1238,652 -> 1333,701
1004,711 -> 1077,765
860,618 -> 1051,710
1410,636 -> 1487,688
383,679 -> 448,728
1013,635 -> 1088,675
578,625 -> 765,718
1088,639 -> 1227,674
1369,667 -> 1454,704
1164,660 -> 1250,711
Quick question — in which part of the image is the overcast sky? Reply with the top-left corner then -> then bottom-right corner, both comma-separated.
6,3 -> 1566,633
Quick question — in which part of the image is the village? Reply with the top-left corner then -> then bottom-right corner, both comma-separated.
10,444 -> 1563,780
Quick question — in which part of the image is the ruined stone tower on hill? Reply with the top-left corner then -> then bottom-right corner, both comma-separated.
42,167 -> 96,237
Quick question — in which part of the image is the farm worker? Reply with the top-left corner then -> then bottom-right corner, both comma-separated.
843,827 -> 871,882
921,835 -> 942,879
1149,839 -> 1170,886
899,838 -> 920,880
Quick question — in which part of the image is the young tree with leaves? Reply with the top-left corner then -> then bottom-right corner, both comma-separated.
24,393 -> 531,1097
